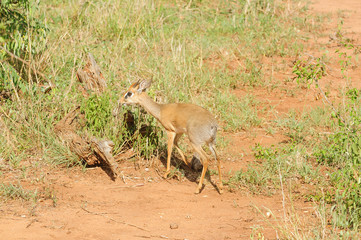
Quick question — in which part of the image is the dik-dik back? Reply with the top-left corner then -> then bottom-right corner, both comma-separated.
159,103 -> 218,144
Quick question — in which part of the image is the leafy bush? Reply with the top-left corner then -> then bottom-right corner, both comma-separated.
0,0 -> 29,49
0,0 -> 47,92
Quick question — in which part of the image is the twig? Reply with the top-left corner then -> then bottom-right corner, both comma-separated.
81,206 -> 149,232
155,168 -> 172,184
26,219 -> 38,228
153,235 -> 171,239
108,183 -> 145,189
278,162 -> 287,223
304,53 -> 334,72
0,46 -> 54,87
135,235 -> 183,240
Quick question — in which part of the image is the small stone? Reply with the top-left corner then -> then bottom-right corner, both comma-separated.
170,223 -> 178,229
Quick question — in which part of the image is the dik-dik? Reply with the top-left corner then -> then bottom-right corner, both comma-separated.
117,79 -> 223,194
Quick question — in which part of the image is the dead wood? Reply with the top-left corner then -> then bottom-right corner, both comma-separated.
54,53 -> 124,179
54,107 -> 119,179
76,53 -> 107,94
54,107 -> 98,166
91,137 -> 118,180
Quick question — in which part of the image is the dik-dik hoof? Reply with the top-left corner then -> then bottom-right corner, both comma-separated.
195,184 -> 203,194
163,171 -> 170,179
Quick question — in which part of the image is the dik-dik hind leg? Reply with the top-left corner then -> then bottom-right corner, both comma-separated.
209,144 -> 223,194
191,144 -> 209,194
174,133 -> 191,168
164,131 -> 176,178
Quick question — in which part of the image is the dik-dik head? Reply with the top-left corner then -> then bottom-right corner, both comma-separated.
113,79 -> 152,116
119,79 -> 152,105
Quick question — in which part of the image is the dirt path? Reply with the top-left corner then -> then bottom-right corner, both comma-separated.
0,167 -> 293,240
1,1 -> 361,239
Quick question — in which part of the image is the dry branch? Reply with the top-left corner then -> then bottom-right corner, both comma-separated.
81,206 -> 149,232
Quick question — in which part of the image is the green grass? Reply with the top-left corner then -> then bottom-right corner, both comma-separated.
1,0 -> 311,169
0,183 -> 38,202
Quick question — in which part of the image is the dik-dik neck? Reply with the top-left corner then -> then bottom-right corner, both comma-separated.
138,93 -> 162,121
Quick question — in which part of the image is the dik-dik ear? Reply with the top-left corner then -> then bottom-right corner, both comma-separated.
137,79 -> 152,93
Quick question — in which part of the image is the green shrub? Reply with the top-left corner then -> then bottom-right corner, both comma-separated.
81,93 -> 113,135
0,0 -> 47,91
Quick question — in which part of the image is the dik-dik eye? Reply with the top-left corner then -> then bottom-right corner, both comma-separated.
124,91 -> 133,99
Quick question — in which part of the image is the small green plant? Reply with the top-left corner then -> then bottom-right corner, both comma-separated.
80,93 -> 113,135
292,56 -> 326,87
254,143 -> 278,160
250,226 -> 265,240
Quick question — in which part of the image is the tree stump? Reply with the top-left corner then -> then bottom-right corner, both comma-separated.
76,53 -> 107,94
54,53 -> 122,180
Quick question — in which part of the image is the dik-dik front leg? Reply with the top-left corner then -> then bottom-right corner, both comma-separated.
164,131 -> 176,178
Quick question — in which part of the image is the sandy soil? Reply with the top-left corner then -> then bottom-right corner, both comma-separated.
1,0 -> 361,239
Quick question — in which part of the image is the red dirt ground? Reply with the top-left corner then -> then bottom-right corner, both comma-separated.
1,0 -> 361,239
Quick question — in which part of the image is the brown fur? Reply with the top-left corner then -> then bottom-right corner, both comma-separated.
118,80 -> 223,194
